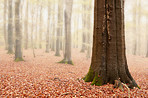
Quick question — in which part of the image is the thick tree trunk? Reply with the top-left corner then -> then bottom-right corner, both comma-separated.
4,0 -> 8,50
7,0 -> 13,54
59,0 -> 73,65
15,0 -> 23,61
24,1 -> 28,50
84,0 -> 139,88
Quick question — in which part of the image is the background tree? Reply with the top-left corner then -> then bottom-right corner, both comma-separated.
59,0 -> 73,64
7,0 -> 13,54
46,2 -> 51,53
55,0 -> 63,56
24,1 -> 29,50
15,0 -> 23,61
84,0 -> 139,88
3,0 -> 8,50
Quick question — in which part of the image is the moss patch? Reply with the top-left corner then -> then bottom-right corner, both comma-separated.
15,57 -> 24,62
55,54 -> 61,57
7,51 -> 14,54
58,59 -> 74,65
84,67 -> 95,82
91,73 -> 103,86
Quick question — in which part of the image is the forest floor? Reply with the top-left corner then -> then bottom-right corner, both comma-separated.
0,49 -> 147,97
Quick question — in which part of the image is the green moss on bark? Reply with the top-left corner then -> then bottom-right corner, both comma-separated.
84,68 -> 95,82
84,68 -> 103,86
15,57 -> 24,62
7,51 -> 14,54
55,54 -> 61,57
58,59 -> 74,65
91,73 -> 103,86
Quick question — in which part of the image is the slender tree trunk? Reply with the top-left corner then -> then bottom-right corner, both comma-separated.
7,0 -> 13,54
146,17 -> 148,57
15,0 -> 23,61
132,2 -> 137,55
24,1 -> 28,50
51,3 -> 56,51
34,7 -> 39,49
55,0 -> 63,56
81,0 -> 87,53
39,6 -> 43,49
59,0 -> 73,65
46,4 -> 50,53
84,0 -> 139,88
4,0 -> 8,50
86,1 -> 92,59
31,7 -> 35,58
137,0 -> 141,55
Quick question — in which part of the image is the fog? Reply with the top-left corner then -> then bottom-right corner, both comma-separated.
0,0 -> 147,58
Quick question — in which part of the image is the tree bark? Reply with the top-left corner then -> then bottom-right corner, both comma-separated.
15,0 -> 23,61
84,0 -> 139,88
4,0 -> 8,50
46,3 -> 50,53
39,6 -> 43,49
59,0 -> 73,65
80,0 -> 87,53
55,0 -> 63,56
146,17 -> 148,57
24,1 -> 28,50
7,0 -> 13,54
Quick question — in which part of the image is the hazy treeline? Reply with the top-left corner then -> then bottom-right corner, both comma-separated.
125,0 -> 148,57
0,0 -> 94,62
0,0 -> 147,60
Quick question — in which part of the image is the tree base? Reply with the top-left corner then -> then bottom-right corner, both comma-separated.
58,59 -> 74,65
84,68 -> 103,86
84,68 -> 140,88
15,57 -> 24,62
80,49 -> 85,53
7,51 -> 14,54
45,50 -> 49,53
55,53 -> 61,57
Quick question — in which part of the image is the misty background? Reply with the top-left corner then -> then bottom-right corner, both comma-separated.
0,0 -> 148,58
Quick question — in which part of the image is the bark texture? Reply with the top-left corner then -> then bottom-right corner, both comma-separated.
84,0 -> 139,88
